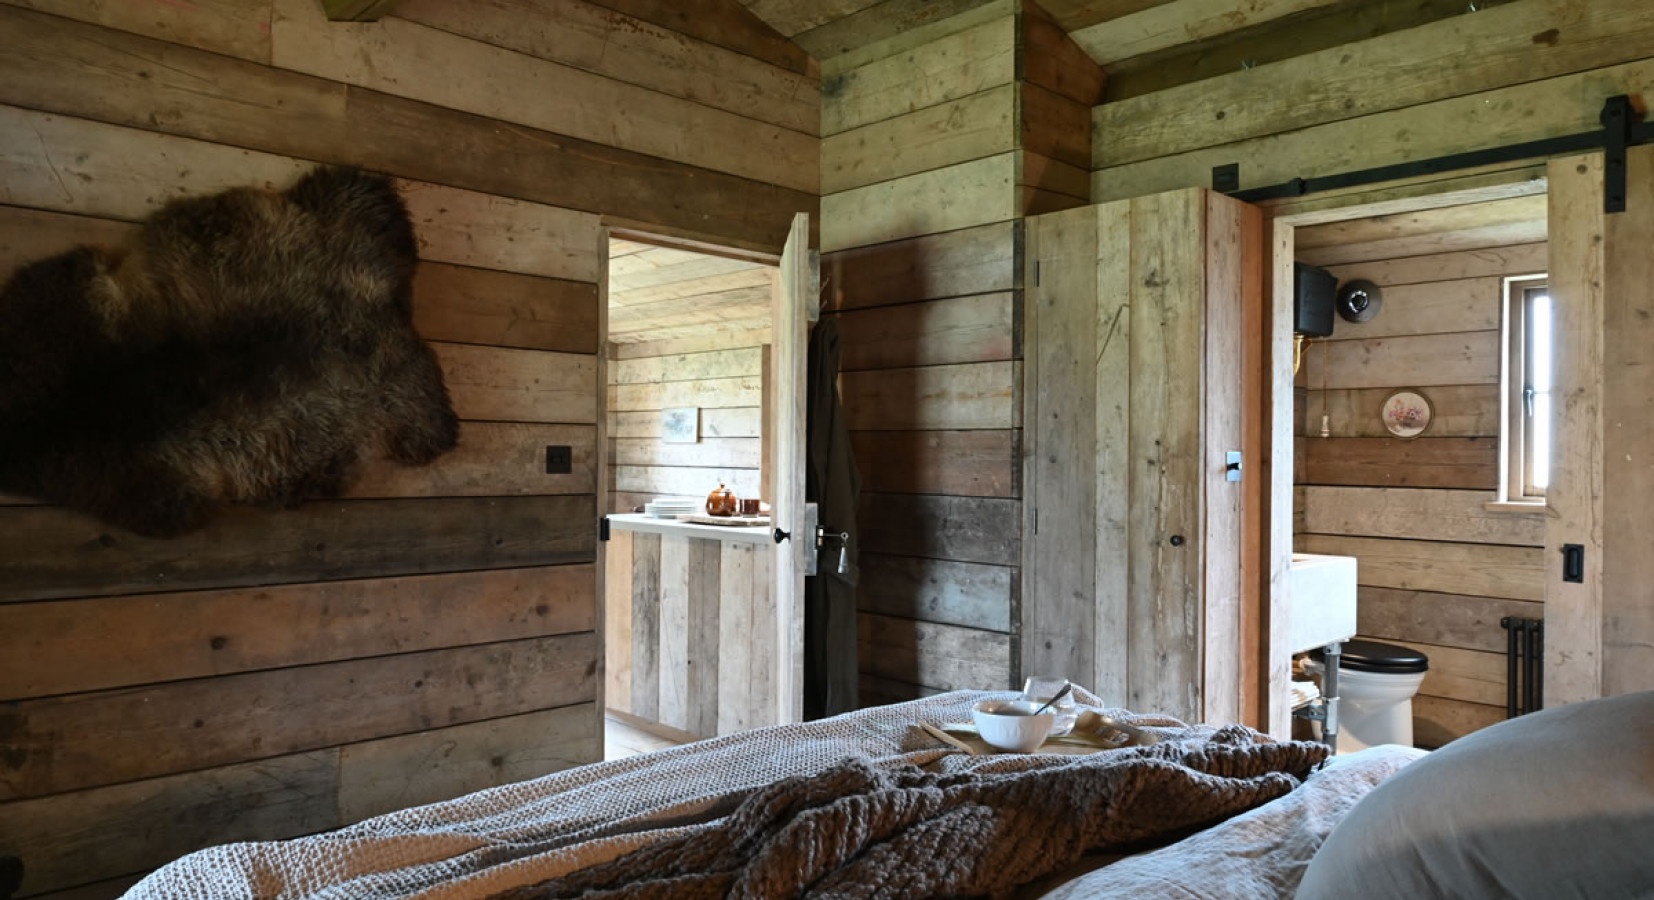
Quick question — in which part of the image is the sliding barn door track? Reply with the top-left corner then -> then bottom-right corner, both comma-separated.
1213,95 -> 1652,213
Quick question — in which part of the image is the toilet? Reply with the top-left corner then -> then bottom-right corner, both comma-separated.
1324,639 -> 1430,751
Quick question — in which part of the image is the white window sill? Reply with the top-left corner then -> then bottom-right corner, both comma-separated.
1484,500 -> 1551,515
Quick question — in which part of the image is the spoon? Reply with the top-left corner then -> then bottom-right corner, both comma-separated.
1031,681 -> 1072,716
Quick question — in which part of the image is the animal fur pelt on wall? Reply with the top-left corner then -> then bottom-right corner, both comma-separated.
0,167 -> 459,537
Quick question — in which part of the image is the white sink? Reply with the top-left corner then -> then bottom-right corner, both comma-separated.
1287,553 -> 1357,654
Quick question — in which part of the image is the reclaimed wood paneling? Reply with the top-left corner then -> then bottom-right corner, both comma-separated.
821,16 -> 1015,135
610,376 -> 764,411
350,422 -> 597,498
608,408 -> 762,439
1315,278 -> 1502,341
851,430 -> 1017,497
839,361 -> 1018,430
1300,385 -> 1501,438
858,613 -> 1012,692
1093,56 -> 1654,202
855,554 -> 1014,633
1020,7 -> 1106,105
610,437 -> 763,469
336,703 -> 599,822
411,263 -> 599,354
1412,694 -> 1505,747
1324,243 -> 1547,287
0,205 -> 136,276
269,0 -> 815,193
0,751 -> 340,897
0,566 -> 595,700
833,292 -> 1017,370
1023,203 -> 1102,694
1070,0 -> 1336,66
821,84 -> 1015,194
394,0 -> 819,134
857,493 -> 1020,566
1543,154 -> 1605,705
604,528 -> 635,714
816,0 -> 1014,75
435,344 -> 597,424
611,348 -> 763,385
0,12 -> 809,254
1299,331 -> 1500,390
611,466 -> 760,499
584,0 -> 814,76
628,532 -> 662,720
0,633 -> 597,799
822,152 -> 1018,252
1601,143 -> 1654,696
1296,534 -> 1544,601
1357,586 -> 1543,655
0,495 -> 596,603
823,222 -> 1019,312
1300,486 -> 1544,546
1298,437 -> 1498,489
1092,0 -> 1654,168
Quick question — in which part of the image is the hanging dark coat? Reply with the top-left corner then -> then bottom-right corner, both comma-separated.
804,318 -> 860,719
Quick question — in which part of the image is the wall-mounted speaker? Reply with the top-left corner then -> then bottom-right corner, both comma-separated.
1294,262 -> 1337,337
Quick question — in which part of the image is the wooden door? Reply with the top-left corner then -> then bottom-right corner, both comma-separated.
1022,189 -> 1265,725
771,212 -> 813,724
1546,146 -> 1654,702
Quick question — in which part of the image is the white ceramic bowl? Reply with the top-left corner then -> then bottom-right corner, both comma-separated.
972,699 -> 1055,753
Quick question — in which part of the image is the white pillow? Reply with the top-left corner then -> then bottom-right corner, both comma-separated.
1298,690 -> 1654,900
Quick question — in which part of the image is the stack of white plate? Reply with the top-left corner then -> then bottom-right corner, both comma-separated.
644,498 -> 697,519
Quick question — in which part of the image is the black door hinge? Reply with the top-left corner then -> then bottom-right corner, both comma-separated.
599,517 -> 610,542
1603,95 -> 1634,214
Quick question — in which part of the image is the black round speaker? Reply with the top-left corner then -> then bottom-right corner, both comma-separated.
1336,279 -> 1383,323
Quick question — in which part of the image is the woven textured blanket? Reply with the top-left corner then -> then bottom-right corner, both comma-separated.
125,691 -> 1330,900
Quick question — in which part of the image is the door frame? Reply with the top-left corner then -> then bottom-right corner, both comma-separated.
1257,164 -> 1555,736
596,218 -> 814,729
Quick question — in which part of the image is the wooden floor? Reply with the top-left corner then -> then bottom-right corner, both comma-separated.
603,710 -> 694,760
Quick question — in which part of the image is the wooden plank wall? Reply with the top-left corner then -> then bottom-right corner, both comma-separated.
818,0 -> 1102,705
604,528 -> 778,737
608,335 -> 769,513
1294,244 -> 1549,746
1091,0 -> 1654,203
0,2 -> 815,896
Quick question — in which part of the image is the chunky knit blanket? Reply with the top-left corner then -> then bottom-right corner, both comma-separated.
492,726 -> 1327,900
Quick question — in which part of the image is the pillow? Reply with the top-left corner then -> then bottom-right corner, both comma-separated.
1298,690 -> 1654,900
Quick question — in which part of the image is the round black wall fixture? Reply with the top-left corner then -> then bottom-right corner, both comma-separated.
1336,279 -> 1383,323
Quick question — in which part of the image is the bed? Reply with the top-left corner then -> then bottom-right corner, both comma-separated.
120,687 -> 1437,900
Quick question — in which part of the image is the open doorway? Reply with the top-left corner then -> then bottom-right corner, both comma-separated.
597,218 -> 814,761
605,235 -> 777,515
1279,189 -> 1550,749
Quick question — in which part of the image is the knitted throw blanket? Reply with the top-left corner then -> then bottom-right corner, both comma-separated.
492,725 -> 1329,900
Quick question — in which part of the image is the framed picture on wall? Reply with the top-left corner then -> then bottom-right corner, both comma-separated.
661,407 -> 699,443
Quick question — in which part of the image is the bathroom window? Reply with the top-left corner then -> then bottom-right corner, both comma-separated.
1500,275 -> 1551,503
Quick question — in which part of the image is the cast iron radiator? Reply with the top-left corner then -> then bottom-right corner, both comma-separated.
1501,616 -> 1544,718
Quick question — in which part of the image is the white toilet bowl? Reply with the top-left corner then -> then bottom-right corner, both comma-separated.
1323,639 -> 1430,752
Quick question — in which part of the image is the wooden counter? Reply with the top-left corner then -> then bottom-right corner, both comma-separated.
604,515 -> 791,739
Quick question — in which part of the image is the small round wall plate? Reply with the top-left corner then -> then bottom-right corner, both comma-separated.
1381,390 -> 1432,438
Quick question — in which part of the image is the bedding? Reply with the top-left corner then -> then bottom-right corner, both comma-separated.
1298,690 -> 1654,900
126,690 -> 1419,900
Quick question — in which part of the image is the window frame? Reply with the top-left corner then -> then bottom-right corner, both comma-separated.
1499,274 -> 1551,505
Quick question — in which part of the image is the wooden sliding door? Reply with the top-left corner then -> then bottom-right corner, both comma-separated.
1022,188 -> 1265,725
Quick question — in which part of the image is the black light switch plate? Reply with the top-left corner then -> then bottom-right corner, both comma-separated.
545,445 -> 572,475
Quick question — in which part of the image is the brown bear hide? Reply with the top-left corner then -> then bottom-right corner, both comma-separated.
0,167 -> 459,537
